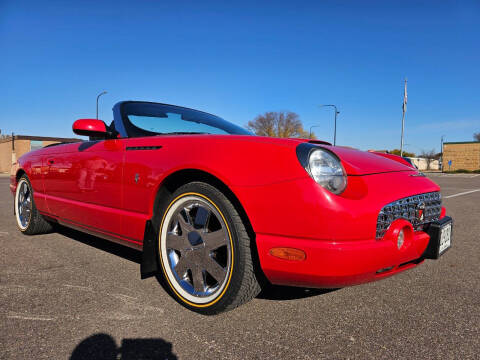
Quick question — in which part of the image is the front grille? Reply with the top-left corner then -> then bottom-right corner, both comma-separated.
376,192 -> 442,239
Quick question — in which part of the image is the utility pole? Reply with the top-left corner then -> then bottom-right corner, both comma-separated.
400,78 -> 408,156
319,105 -> 340,145
96,91 -> 108,119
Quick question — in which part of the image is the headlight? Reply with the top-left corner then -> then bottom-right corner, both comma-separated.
296,144 -> 347,194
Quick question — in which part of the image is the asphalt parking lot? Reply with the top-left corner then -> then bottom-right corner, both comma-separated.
1,174 -> 479,359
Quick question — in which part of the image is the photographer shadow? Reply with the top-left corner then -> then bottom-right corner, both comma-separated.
70,333 -> 177,360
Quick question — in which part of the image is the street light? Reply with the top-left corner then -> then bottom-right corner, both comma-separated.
96,91 -> 108,120
441,135 -> 445,171
319,104 -> 339,145
309,125 -> 321,138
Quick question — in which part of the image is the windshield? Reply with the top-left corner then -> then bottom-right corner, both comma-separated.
121,102 -> 251,137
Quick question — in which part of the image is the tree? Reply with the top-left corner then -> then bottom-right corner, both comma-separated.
389,149 -> 416,158
247,111 -> 314,139
419,149 -> 437,170
474,132 -> 480,141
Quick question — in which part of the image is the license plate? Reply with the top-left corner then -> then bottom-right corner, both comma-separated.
439,222 -> 452,255
424,216 -> 453,259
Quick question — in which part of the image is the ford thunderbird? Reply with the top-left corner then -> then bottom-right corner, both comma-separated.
10,101 -> 452,314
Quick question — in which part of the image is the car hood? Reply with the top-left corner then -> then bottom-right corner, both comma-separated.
220,136 -> 413,176
316,145 -> 414,175
121,134 -> 414,176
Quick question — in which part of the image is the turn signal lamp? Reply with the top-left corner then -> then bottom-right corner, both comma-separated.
269,247 -> 306,261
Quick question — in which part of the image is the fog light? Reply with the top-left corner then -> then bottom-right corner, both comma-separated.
397,229 -> 405,249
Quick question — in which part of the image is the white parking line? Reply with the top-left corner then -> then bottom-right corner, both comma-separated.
444,189 -> 480,199
6,313 -> 55,321
430,173 -> 480,178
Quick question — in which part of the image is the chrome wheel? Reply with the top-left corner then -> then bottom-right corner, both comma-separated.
15,179 -> 32,230
160,194 -> 232,304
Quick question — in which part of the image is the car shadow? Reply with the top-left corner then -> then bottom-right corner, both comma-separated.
70,333 -> 177,360
56,225 -> 339,302
56,225 -> 142,265
258,284 -> 339,300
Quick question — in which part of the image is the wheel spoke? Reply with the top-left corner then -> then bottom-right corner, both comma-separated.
203,230 -> 227,250
22,183 -> 28,197
174,255 -> 190,278
204,258 -> 227,283
166,232 -> 186,251
192,267 -> 206,293
177,212 -> 193,233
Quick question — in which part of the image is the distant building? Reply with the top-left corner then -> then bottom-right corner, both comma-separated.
442,141 -> 480,171
367,149 -> 440,171
0,135 -> 80,173
407,157 -> 440,171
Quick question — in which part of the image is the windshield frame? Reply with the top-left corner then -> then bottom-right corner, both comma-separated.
114,101 -> 251,138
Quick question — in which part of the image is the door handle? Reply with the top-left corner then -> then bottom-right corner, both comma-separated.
47,159 -> 55,165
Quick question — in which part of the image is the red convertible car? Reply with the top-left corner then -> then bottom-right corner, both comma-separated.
10,101 -> 452,314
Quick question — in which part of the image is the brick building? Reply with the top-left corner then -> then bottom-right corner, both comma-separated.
0,135 -> 80,173
442,141 -> 480,171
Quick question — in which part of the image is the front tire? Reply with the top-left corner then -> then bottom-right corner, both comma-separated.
157,182 -> 261,314
15,175 -> 53,235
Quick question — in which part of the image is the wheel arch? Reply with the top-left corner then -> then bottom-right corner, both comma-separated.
15,168 -> 26,182
140,168 -> 262,281
12,169 -> 27,215
11,168 -> 27,198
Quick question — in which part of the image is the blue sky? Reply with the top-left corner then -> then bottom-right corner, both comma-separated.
1,0 -> 479,154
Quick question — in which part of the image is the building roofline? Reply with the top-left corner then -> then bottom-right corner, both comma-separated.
0,135 -> 81,144
444,141 -> 480,145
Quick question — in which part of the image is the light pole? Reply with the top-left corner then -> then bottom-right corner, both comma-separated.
309,125 -> 321,138
319,104 -> 339,145
441,135 -> 445,171
96,91 -> 107,119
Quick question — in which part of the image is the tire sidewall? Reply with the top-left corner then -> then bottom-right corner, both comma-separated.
157,182 -> 245,314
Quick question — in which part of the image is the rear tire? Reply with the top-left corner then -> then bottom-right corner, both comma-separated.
157,182 -> 261,314
15,175 -> 53,235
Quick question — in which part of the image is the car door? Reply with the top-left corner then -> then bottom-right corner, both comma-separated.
120,137 -> 166,242
43,139 -> 126,239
